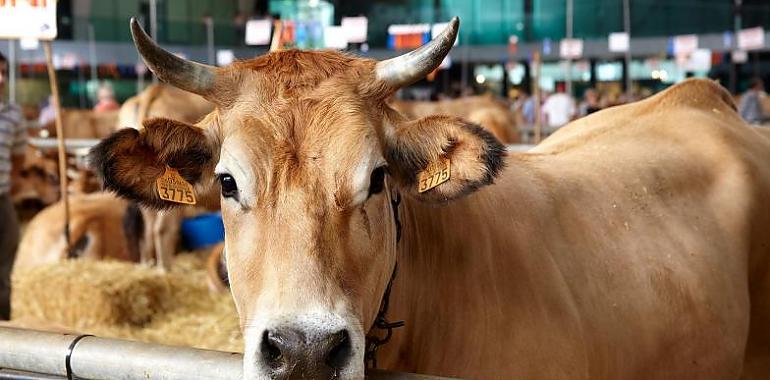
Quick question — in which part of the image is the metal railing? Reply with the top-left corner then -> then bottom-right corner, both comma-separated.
0,327 -> 452,380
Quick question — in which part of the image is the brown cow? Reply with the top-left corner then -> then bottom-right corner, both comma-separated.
118,83 -> 213,130
392,95 -> 519,143
38,109 -> 118,139
13,192 -> 135,271
10,147 -> 60,212
90,18 -> 770,380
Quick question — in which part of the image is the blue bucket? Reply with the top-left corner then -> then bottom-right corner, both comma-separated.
180,212 -> 225,250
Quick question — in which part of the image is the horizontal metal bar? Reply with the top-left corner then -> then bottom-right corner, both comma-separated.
28,138 -> 101,151
0,369 -> 65,380
0,327 -> 452,380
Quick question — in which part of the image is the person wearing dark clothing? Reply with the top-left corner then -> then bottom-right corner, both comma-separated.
0,52 -> 25,320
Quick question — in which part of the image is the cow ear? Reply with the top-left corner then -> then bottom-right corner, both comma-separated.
384,115 -> 506,202
89,117 -> 219,209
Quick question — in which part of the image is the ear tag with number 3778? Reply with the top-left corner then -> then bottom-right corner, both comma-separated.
156,167 -> 197,205
417,158 -> 451,193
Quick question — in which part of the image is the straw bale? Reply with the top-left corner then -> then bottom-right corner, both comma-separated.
11,253 -> 243,352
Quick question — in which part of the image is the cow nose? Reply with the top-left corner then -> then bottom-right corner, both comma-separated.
260,328 -> 352,378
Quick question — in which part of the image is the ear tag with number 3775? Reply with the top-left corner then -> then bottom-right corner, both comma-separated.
417,158 -> 451,193
156,167 -> 197,205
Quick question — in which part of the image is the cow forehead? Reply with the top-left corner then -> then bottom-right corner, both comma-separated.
218,108 -> 382,208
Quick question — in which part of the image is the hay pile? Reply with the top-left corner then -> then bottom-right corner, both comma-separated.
11,253 -> 243,352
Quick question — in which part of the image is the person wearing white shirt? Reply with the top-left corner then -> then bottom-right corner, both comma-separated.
542,84 -> 576,128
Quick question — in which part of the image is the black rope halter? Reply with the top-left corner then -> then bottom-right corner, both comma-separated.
364,191 -> 405,369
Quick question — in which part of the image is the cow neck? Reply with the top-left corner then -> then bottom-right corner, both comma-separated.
364,187 -> 404,369
379,159 -> 553,370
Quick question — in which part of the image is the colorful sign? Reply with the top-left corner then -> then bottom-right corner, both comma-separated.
559,38 -> 583,59
0,0 -> 57,40
738,27 -> 765,51
387,24 -> 430,50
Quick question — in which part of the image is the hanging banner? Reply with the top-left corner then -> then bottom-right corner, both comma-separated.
559,38 -> 583,59
245,19 -> 272,46
732,50 -> 748,64
672,34 -> 698,55
0,0 -> 57,40
738,27 -> 765,51
387,24 -> 430,50
608,32 -> 629,53
341,16 -> 367,44
323,25 -> 348,50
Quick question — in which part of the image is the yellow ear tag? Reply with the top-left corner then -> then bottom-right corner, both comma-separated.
417,157 -> 451,193
156,167 -> 197,205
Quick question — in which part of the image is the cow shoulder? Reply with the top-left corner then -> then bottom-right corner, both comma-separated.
652,78 -> 737,113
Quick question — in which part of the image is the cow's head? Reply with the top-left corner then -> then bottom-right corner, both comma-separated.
90,17 -> 504,379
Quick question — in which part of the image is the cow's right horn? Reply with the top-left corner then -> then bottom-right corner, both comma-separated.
130,17 -> 217,97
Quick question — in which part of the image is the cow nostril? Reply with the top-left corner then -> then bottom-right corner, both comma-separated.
326,330 -> 352,370
260,330 -> 283,368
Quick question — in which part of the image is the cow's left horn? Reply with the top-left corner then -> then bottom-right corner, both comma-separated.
130,17 -> 217,97
375,16 -> 459,90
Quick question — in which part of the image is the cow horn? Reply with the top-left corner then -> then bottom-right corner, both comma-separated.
130,17 -> 217,97
375,17 -> 459,90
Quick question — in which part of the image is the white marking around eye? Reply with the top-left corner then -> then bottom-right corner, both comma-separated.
215,142 -> 253,202
351,143 -> 384,206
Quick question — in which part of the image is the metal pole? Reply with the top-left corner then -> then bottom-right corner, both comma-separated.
150,0 -> 159,84
0,327 -> 451,380
7,39 -> 15,105
87,24 -> 97,93
622,0 -> 632,97
42,41 -> 70,252
533,52 -> 542,144
205,17 -> 215,65
729,0 -> 742,94
565,0 -> 573,96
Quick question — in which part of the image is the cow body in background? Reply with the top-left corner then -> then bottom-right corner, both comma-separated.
392,95 -> 519,143
117,84 -> 216,270
91,17 -> 770,380
118,84 -> 213,130
37,109 -> 118,139
14,193 -> 135,271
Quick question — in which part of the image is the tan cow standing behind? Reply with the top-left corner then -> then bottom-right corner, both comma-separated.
37,109 -> 119,139
392,94 -> 519,143
117,84 -> 215,270
91,17 -> 770,380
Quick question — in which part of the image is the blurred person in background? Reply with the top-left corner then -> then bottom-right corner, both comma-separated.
38,95 -> 56,126
739,78 -> 766,125
578,88 -> 602,117
0,51 -> 25,320
93,83 -> 119,112
542,83 -> 575,128
519,90 -> 537,126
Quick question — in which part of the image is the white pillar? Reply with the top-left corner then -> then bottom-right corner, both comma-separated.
7,40 -> 16,104
565,0 -> 573,96
623,0 -> 632,97
150,0 -> 158,84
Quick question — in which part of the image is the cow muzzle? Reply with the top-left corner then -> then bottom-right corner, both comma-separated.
244,314 -> 365,380
260,326 -> 352,379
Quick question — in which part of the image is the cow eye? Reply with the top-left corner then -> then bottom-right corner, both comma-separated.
218,174 -> 238,198
368,166 -> 387,197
